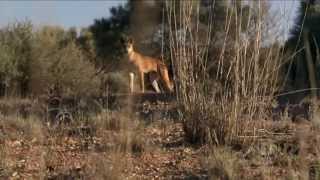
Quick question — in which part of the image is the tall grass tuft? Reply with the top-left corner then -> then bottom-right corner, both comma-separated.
166,0 -> 283,144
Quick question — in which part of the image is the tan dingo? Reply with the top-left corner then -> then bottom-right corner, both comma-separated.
125,37 -> 174,93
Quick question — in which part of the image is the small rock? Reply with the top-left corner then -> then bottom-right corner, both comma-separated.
184,148 -> 191,153
12,171 -> 18,177
12,140 -> 22,147
75,163 -> 82,170
31,138 -> 37,144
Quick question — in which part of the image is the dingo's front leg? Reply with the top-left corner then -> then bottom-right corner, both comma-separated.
140,71 -> 145,93
149,72 -> 161,93
129,72 -> 135,93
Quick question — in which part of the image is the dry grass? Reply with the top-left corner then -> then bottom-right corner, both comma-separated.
0,131 -> 7,177
165,0 -> 283,145
1,1 -> 320,179
200,118 -> 320,179
0,97 -> 148,179
85,151 -> 127,180
93,109 -> 147,154
205,146 -> 241,180
0,97 -> 319,179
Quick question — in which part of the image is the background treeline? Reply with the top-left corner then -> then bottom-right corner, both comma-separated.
0,3 -> 131,98
284,0 -> 320,102
0,22 -> 103,97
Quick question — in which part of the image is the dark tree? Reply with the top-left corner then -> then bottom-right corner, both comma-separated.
285,0 -> 320,99
89,3 -> 131,72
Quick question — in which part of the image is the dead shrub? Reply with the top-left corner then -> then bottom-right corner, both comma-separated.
100,72 -> 130,95
166,1 -> 282,145
93,110 -> 146,154
86,151 -> 126,180
0,114 -> 44,141
204,147 -> 241,180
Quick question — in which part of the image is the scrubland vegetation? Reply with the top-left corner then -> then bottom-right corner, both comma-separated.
1,0 -> 320,179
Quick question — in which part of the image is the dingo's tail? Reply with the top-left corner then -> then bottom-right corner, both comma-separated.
158,64 -> 174,92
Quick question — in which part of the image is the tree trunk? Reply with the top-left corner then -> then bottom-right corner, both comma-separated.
303,29 -> 318,98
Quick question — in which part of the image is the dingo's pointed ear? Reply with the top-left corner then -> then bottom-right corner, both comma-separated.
128,37 -> 134,44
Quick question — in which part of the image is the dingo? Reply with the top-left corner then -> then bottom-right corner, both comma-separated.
125,37 -> 174,93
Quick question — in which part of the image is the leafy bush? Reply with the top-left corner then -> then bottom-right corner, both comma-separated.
0,22 -> 101,97
100,72 -> 130,94
29,26 -> 100,97
0,21 -> 33,96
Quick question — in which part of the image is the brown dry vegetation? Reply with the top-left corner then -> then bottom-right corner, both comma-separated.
0,98 -> 320,180
1,1 -> 320,180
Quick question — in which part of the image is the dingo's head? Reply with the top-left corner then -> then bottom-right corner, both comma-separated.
125,37 -> 134,54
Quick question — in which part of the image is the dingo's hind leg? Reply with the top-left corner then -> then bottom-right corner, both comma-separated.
140,71 -> 145,93
159,67 -> 174,92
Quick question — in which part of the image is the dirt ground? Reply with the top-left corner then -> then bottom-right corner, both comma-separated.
1,100 -> 320,180
0,118 -> 209,180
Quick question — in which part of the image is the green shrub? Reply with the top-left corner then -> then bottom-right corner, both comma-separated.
30,26 -> 100,97
0,21 -> 33,97
0,22 -> 101,97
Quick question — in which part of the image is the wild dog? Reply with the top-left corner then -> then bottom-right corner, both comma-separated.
125,37 -> 174,93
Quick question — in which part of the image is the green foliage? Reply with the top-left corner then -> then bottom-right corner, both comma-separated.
289,0 -> 320,44
0,20 -> 33,96
102,72 -> 130,94
285,0 -> 320,96
0,1 -> 134,97
77,28 -> 96,64
89,3 -> 131,71
30,26 -> 100,97
0,21 -> 101,97
0,0 -> 137,97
